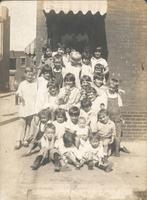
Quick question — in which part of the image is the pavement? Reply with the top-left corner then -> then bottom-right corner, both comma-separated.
0,93 -> 147,200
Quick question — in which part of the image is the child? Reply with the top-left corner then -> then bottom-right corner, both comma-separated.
31,123 -> 61,171
93,74 -> 108,95
63,51 -> 82,88
106,78 -> 124,156
37,47 -> 54,77
80,75 -> 92,101
45,83 -> 60,120
80,53 -> 93,79
22,109 -> 51,156
52,54 -> 64,88
79,134 -> 113,172
35,64 -> 53,114
93,63 -> 105,82
97,109 -> 116,157
56,130 -> 81,169
58,73 -> 81,110
15,67 -> 37,149
53,108 -> 67,141
75,116 -> 90,148
91,47 -> 109,81
65,106 -> 80,133
88,87 -> 108,118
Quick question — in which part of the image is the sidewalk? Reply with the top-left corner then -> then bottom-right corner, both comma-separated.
0,92 -> 19,125
0,94 -> 147,200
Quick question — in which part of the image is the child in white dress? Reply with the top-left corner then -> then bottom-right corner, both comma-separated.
15,67 -> 37,149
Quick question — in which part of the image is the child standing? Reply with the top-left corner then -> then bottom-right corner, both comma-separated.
91,47 -> 109,81
15,67 -> 37,149
106,78 -> 123,156
97,109 -> 116,157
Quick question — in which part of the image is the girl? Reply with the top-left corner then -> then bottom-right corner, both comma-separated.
53,108 -> 67,139
15,67 -> 37,149
58,73 -> 81,111
91,47 -> 109,81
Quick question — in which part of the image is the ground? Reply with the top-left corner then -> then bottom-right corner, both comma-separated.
0,93 -> 147,200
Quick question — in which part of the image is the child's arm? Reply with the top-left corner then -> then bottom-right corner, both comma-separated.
109,122 -> 116,144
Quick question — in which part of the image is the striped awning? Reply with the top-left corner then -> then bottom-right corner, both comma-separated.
43,0 -> 107,16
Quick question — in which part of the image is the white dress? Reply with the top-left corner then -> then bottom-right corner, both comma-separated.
17,80 -> 37,117
35,77 -> 49,114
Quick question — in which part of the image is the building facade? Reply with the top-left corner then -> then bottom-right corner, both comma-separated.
0,6 -> 10,91
36,0 -> 147,139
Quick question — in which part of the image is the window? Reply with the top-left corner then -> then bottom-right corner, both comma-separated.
21,57 -> 26,66
9,58 -> 16,70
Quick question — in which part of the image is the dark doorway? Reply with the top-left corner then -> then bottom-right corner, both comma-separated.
46,11 -> 107,58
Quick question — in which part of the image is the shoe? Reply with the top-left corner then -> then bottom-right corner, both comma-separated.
120,146 -> 130,153
54,153 -> 61,172
23,140 -> 29,147
14,141 -> 22,150
31,155 -> 43,170
87,160 -> 94,170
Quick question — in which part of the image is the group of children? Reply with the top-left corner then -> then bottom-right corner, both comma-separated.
15,46 -> 129,172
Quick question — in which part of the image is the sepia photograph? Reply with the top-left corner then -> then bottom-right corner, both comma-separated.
0,1 -> 147,200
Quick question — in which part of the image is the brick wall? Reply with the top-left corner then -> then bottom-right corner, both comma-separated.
36,0 -> 147,139
106,0 -> 147,139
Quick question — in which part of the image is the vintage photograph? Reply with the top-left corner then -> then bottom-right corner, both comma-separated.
0,1 -> 147,200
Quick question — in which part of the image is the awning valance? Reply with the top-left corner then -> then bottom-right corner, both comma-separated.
43,0 -> 107,16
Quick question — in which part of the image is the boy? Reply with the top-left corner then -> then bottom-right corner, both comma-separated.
97,109 -> 116,157
31,123 -> 61,171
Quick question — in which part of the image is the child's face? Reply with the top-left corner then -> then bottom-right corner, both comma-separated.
25,71 -> 34,82
49,86 -> 59,96
94,79 -> 103,87
82,58 -> 90,65
90,138 -> 100,149
65,80 -> 74,88
83,106 -> 91,113
46,48 -> 52,57
109,85 -> 116,94
44,128 -> 55,141
94,51 -> 101,59
40,114 -> 49,124
53,63 -> 62,71
81,80 -> 91,90
56,114 -> 65,123
99,113 -> 109,124
43,71 -> 51,80
78,118 -> 86,128
88,92 -> 97,102
70,115 -> 79,124
94,66 -> 103,74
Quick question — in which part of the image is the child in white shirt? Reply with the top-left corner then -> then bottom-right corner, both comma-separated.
15,67 -> 37,149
